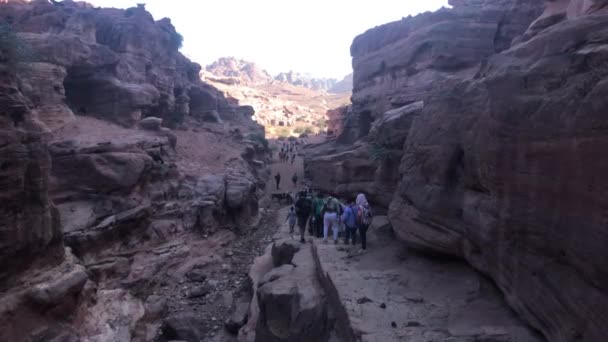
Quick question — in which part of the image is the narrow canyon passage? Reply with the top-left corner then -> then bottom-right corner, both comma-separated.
237,140 -> 545,342
1,1 -> 607,342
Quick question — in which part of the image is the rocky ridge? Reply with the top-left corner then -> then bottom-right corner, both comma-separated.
0,1 -> 271,341
305,0 -> 608,341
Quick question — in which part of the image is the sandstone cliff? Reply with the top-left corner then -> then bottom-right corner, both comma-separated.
0,1 -> 270,341
306,1 -> 608,341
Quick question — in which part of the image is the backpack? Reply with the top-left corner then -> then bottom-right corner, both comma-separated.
324,197 -> 341,214
357,204 -> 372,227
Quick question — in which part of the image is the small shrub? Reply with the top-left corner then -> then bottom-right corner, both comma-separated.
0,23 -> 32,70
317,119 -> 327,131
275,127 -> 291,138
248,133 -> 269,149
369,143 -> 393,162
169,30 -> 183,50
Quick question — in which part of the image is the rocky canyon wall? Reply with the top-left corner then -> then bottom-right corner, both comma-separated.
306,0 -> 608,341
0,1 -> 269,341
0,64 -> 63,283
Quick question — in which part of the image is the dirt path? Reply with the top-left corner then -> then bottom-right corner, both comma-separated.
269,149 -> 305,194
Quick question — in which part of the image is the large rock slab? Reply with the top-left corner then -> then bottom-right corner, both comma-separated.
255,243 -> 329,342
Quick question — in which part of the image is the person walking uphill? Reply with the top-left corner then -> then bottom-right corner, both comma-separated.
286,206 -> 297,237
275,172 -> 281,190
292,173 -> 298,188
356,193 -> 373,251
323,195 -> 342,244
342,200 -> 359,246
294,191 -> 312,243
312,193 -> 325,237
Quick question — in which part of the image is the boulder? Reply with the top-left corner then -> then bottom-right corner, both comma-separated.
255,245 -> 329,342
161,312 -> 207,342
224,301 -> 250,334
271,240 -> 300,267
139,117 -> 163,131
53,151 -> 153,193
27,265 -> 88,307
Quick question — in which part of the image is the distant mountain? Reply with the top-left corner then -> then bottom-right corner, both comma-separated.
205,57 -> 273,85
274,71 -> 337,93
329,73 -> 353,94
205,57 -> 352,94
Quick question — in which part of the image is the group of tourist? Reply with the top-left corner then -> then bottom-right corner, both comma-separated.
274,171 -> 298,190
287,189 -> 373,252
278,141 -> 298,164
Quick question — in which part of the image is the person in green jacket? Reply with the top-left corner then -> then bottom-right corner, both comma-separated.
311,192 -> 326,238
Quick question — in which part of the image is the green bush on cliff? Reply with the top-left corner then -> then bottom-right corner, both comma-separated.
369,143 -> 393,162
169,31 -> 184,50
0,23 -> 31,69
275,127 -> 291,138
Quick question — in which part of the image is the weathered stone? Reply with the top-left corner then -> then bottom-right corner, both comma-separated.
27,265 -> 88,307
367,101 -> 423,149
0,71 -> 63,282
139,117 -> 163,131
187,285 -> 211,299
185,268 -> 207,283
224,301 -> 250,334
162,312 -> 207,342
255,245 -> 329,342
270,239 -> 300,267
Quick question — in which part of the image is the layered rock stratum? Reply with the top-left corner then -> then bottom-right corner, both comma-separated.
0,1 -> 271,341
305,0 -> 608,341
203,57 -> 351,138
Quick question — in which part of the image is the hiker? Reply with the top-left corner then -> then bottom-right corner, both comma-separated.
356,193 -> 373,251
341,200 -> 359,246
292,173 -> 298,188
275,172 -> 281,190
294,191 -> 313,243
322,194 -> 342,244
291,154 -> 295,164
312,192 -> 325,237
286,206 -> 297,236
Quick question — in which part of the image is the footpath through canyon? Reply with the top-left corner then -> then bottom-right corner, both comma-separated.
1,0 -> 608,342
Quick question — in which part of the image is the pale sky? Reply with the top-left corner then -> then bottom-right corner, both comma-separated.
87,1 -> 449,78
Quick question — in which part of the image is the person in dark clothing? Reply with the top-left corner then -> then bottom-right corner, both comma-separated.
275,172 -> 281,190
356,193 -> 373,251
292,173 -> 298,188
294,191 -> 313,243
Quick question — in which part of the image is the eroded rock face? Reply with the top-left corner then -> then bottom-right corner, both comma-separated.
0,69 -> 63,282
0,2 -> 270,341
0,1 -> 249,130
343,0 -> 543,143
